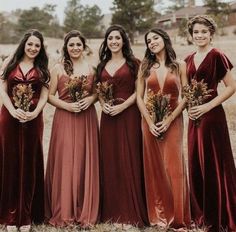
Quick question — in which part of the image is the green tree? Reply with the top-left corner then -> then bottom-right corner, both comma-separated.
63,0 -> 104,38
64,0 -> 84,32
16,5 -> 63,38
111,0 -> 158,44
80,5 -> 104,38
204,0 -> 231,35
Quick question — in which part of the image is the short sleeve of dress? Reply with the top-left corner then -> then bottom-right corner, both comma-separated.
215,51 -> 233,81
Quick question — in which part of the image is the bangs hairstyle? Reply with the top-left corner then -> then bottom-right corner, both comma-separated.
62,30 -> 92,76
187,15 -> 217,36
96,24 -> 139,80
140,28 -> 179,78
2,29 -> 50,86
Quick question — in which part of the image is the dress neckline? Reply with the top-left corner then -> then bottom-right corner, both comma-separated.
104,61 -> 126,78
193,48 -> 214,72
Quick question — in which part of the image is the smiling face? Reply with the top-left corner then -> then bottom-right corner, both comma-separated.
107,30 -> 124,54
192,23 -> 212,48
24,35 -> 41,60
146,32 -> 165,55
67,36 -> 84,59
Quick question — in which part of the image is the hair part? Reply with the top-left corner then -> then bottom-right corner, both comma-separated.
2,29 -> 50,85
187,15 -> 217,36
97,24 -> 139,80
62,30 -> 92,76
140,28 -> 179,79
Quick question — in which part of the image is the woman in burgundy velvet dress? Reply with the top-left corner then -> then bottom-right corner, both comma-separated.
185,15 -> 236,231
96,25 -> 148,228
0,29 -> 50,232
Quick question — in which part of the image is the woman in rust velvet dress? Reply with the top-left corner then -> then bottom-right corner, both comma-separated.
44,30 -> 99,227
0,29 -> 50,232
97,25 -> 148,227
137,28 -> 191,229
185,15 -> 236,231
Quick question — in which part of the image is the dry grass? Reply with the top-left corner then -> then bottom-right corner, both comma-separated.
0,32 -> 236,231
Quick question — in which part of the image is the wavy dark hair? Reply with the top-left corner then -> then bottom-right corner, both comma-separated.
2,29 -> 50,86
62,30 -> 91,76
96,24 -> 139,79
140,28 -> 179,78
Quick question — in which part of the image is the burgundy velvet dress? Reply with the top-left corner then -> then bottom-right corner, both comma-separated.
0,65 -> 44,226
142,69 -> 191,228
44,74 -> 99,226
185,48 -> 236,231
99,63 -> 149,227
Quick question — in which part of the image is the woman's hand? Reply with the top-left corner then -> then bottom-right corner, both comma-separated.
109,103 -> 126,116
79,96 -> 94,111
65,102 -> 81,113
23,111 -> 39,122
101,102 -> 112,114
148,122 -> 160,137
188,102 -> 212,120
156,114 -> 173,134
10,108 -> 27,122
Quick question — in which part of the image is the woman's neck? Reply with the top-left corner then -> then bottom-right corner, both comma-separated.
21,56 -> 34,65
111,51 -> 124,61
197,45 -> 212,54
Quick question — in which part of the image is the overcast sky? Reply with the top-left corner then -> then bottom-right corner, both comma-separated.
0,0 -> 231,23
0,0 -> 113,23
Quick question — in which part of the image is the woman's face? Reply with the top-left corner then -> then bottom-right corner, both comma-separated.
24,35 -> 41,60
107,30 -> 123,54
146,32 -> 165,55
192,23 -> 212,48
67,36 -> 84,59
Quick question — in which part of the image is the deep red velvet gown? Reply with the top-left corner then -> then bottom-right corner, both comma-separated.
185,48 -> 236,231
99,63 -> 149,227
0,65 -> 44,226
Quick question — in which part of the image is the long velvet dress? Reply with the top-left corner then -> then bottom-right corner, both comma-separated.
0,65 -> 44,226
44,73 -> 99,226
142,68 -> 191,228
99,63 -> 149,227
185,48 -> 236,232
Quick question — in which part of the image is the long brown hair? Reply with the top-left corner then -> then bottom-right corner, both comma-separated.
2,29 -> 50,85
140,28 -> 179,79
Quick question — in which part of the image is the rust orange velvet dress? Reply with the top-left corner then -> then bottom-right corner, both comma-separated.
99,63 -> 149,227
0,65 -> 44,226
44,73 -> 99,227
185,48 -> 236,232
142,68 -> 191,228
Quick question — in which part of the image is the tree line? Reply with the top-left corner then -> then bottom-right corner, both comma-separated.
0,0 -> 232,44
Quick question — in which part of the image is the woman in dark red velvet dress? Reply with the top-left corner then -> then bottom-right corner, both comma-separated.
0,29 -> 50,232
185,15 -> 236,231
96,25 -> 148,228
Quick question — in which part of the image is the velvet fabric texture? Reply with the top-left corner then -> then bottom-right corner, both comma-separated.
142,68 -> 191,228
0,65 -> 44,226
44,74 -> 100,226
185,48 -> 236,231
99,63 -> 149,227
